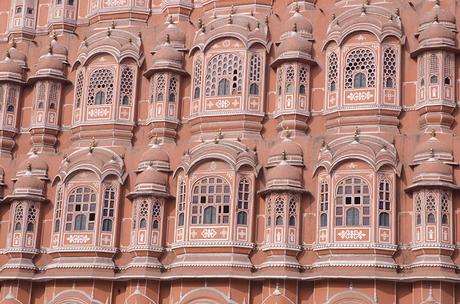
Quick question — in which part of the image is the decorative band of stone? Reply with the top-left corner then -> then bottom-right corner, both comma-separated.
409,243 -> 456,251
166,262 -> 253,269
312,243 -> 398,251
171,241 -> 254,249
259,244 -> 302,251
46,247 -> 118,254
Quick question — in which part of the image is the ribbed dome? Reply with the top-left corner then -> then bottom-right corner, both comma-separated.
135,166 -> 168,186
20,154 -> 48,172
414,160 -> 452,177
0,56 -> 22,74
414,135 -> 451,156
8,46 -> 26,63
419,22 -> 456,43
50,39 -> 68,57
277,33 -> 312,57
282,11 -> 312,35
37,53 -> 64,71
269,139 -> 303,158
267,161 -> 302,182
419,3 -> 456,27
140,146 -> 170,163
157,23 -> 186,47
15,174 -> 44,191
152,44 -> 183,64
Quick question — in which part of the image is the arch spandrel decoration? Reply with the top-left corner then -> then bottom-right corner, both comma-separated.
326,290 -> 375,304
48,290 -> 105,304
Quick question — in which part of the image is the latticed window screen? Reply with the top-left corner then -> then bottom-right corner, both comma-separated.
7,87 -> 17,112
415,194 -> 422,225
27,204 -> 37,232
155,74 -> 166,102
14,204 -> 24,231
193,58 -> 202,99
75,71 -> 84,108
319,180 -> 328,227
0,85 -> 4,112
378,179 -> 391,227
383,46 -> 397,88
299,65 -> 308,94
37,82 -> 46,109
285,65 -> 295,93
49,83 -> 59,109
328,52 -> 338,92
87,68 -> 114,105
274,197 -> 284,226
441,192 -> 450,225
288,197 -> 297,226
138,200 -> 149,229
54,187 -> 63,232
425,192 -> 436,224
205,53 -> 243,97
102,186 -> 115,232
177,180 -> 186,226
168,77 -> 177,102
344,48 -> 376,89
191,177 -> 231,224
335,177 -> 370,226
119,66 -> 134,105
65,187 -> 97,231
152,200 -> 161,229
237,178 -> 250,225
249,54 -> 261,95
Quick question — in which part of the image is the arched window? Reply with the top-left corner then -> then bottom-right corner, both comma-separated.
288,198 -> 297,227
378,179 -> 391,227
37,82 -> 46,109
383,46 -> 397,89
74,71 -> 84,108
441,193 -> 450,225
425,193 -> 436,224
249,54 -> 262,96
54,187 -> 63,233
138,200 -> 148,229
299,84 -> 306,94
346,208 -> 359,226
101,186 -> 115,232
285,65 -> 295,93
14,204 -> 24,231
15,6 -> 22,14
353,72 -> 367,88
327,52 -> 338,92
194,87 -> 200,99
205,53 -> 243,97
177,180 -> 186,227
168,77 -> 177,102
217,79 -> 230,96
345,48 -> 376,89
65,187 -> 97,232
27,205 -> 37,232
275,197 -> 284,226
151,200 -> 161,230
430,75 -> 438,84
319,180 -> 329,227
49,102 -> 56,110
87,69 -> 114,105
415,194 -> 422,226
299,66 -> 308,95
193,58 -> 202,99
237,178 -> 250,225
335,177 -> 370,226
191,177 -> 231,225
119,66 -> 134,105
7,105 -> 14,112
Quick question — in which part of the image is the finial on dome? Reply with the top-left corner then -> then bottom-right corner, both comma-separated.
228,15 -> 233,24
431,129 -> 436,137
230,5 -> 235,15
167,15 -> 173,24
5,51 -> 10,59
51,30 -> 57,41
265,15 -> 269,25
434,15 -> 439,23
361,4 -> 367,14
26,162 -> 32,172
331,13 -> 336,20
256,21 -> 260,29
294,2 -> 300,13
48,43 -> 53,55
111,20 -> 116,29
107,27 -> 111,37
217,129 -> 223,140
247,23 -> 251,31
354,127 -> 360,141
282,150 -> 287,160
10,39 -> 16,48
365,0 -> 370,5
435,0 -> 440,6
198,18 -> 203,28
284,126 -> 292,139
395,8 -> 400,16
32,147 -> 38,155
429,148 -> 434,158
293,23 -> 298,32
165,33 -> 170,44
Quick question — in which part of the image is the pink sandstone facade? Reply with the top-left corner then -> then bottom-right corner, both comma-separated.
0,0 -> 459,303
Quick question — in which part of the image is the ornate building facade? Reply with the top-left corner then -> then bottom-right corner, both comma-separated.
0,0 -> 458,303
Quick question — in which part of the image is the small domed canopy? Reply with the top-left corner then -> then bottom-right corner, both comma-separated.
413,132 -> 453,164
137,144 -> 170,172
406,158 -> 459,192
144,42 -> 186,77
272,32 -> 314,67
413,19 -> 457,56
16,152 -> 48,180
419,0 -> 456,31
4,169 -> 46,202
281,10 -> 313,40
0,53 -> 24,84
267,138 -> 304,167
128,165 -> 171,199
30,37 -> 70,83
155,17 -> 186,50
261,161 -> 305,195
8,43 -> 27,67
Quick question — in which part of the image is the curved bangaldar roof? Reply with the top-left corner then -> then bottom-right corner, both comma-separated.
324,4 -> 404,48
190,8 -> 271,54
74,27 -> 144,68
